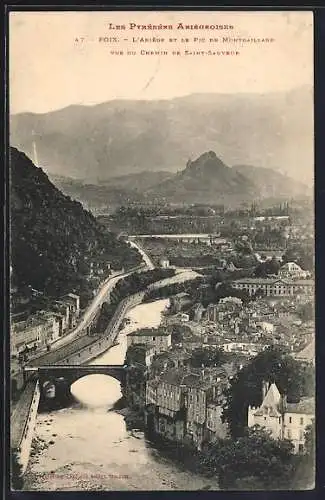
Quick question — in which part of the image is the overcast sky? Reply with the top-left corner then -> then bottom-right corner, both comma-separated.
9,10 -> 313,114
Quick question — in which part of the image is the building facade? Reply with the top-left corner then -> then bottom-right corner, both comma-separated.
232,278 -> 314,297
279,262 -> 309,279
248,382 -> 315,453
127,328 -> 172,354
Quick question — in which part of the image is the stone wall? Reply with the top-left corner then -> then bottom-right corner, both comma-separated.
15,380 -> 41,474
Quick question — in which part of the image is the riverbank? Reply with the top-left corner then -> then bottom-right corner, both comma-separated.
22,299 -> 219,491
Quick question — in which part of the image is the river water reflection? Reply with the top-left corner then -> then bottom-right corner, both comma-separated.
24,299 -> 219,491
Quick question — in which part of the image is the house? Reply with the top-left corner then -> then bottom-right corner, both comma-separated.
127,327 -> 172,354
206,401 -> 229,441
232,278 -> 314,297
279,262 -> 309,279
248,381 -> 315,453
61,294 -> 80,328
126,343 -> 156,368
221,342 -> 269,356
11,321 -> 42,356
159,257 -> 170,268
11,316 -> 50,356
51,312 -> 66,337
52,301 -> 70,330
184,369 -> 229,450
192,303 -> 206,322
146,378 -> 160,406
293,338 -> 315,366
206,299 -> 242,323
153,369 -> 188,442
63,293 -> 80,317
34,311 -> 61,343
219,296 -> 243,306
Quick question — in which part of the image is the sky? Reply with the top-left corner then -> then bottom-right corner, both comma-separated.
9,10 -> 313,114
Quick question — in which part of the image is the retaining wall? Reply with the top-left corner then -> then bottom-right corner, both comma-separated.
12,379 -> 40,475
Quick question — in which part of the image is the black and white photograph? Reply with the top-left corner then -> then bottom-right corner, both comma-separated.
8,10 -> 315,491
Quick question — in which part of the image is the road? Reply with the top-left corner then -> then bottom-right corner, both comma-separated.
128,239 -> 155,269
26,242 -> 155,360
49,269 -> 144,351
25,242 -> 155,362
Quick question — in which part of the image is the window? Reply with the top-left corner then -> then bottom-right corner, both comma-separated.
153,337 -> 156,341
287,429 -> 292,439
300,417 -> 304,425
289,416 -> 292,424
298,444 -> 304,453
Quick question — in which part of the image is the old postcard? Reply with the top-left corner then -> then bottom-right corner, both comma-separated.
8,10 -> 315,491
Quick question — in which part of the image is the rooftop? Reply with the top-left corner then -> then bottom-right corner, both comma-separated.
280,262 -> 304,271
158,366 -> 228,390
233,278 -> 314,286
286,397 -> 315,415
65,293 -> 80,300
172,292 -> 191,299
12,317 -> 46,331
262,383 -> 282,408
294,338 -> 315,362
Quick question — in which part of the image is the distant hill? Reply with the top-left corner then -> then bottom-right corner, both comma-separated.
105,170 -> 173,191
49,174 -> 146,213
146,151 -> 310,206
10,86 -> 313,186
232,164 -> 311,201
10,148 -> 142,305
48,152 -> 310,210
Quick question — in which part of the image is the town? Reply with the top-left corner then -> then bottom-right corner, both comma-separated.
10,194 -> 315,491
8,9 -> 315,493
123,248 -> 314,450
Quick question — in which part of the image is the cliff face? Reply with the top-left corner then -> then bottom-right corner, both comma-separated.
10,147 -> 142,305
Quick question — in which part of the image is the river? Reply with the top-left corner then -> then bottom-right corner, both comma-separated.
24,300 -> 219,491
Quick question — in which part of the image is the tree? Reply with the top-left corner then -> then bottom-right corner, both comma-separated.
282,244 -> 314,272
304,420 -> 316,457
288,420 -> 316,489
189,347 -> 226,368
222,346 -> 315,438
203,426 -> 295,490
297,302 -> 314,322
255,256 -> 280,277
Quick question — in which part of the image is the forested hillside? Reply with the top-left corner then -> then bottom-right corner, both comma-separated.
10,147 -> 142,309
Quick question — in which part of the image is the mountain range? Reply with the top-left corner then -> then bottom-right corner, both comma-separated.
10,86 -> 313,187
50,151 -> 310,209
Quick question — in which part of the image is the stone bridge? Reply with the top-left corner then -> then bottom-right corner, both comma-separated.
24,365 -> 128,400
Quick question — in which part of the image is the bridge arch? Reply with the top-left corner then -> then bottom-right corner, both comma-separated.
37,365 -> 128,395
